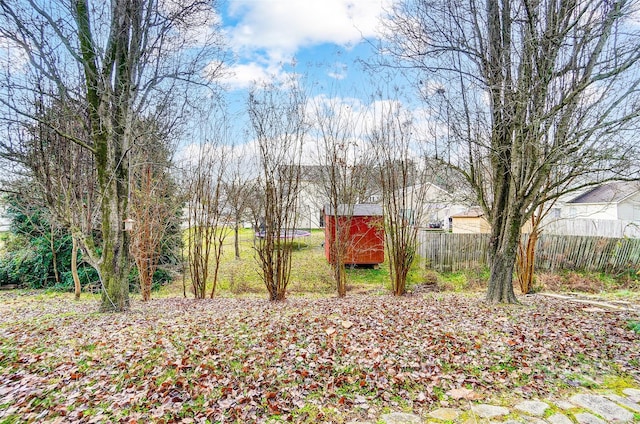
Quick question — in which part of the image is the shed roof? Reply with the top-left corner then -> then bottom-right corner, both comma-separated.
324,203 -> 383,217
567,181 -> 640,204
450,206 -> 484,218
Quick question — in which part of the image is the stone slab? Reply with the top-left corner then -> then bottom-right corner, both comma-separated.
570,394 -> 634,422
574,412 -> 606,424
623,388 -> 640,403
470,404 -> 510,419
547,413 -> 574,424
428,408 -> 459,421
514,400 -> 549,416
380,412 -> 423,424
606,394 -> 640,413
521,417 -> 546,424
554,400 -> 576,411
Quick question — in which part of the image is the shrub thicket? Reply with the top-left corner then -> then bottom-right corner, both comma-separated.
0,197 -> 177,292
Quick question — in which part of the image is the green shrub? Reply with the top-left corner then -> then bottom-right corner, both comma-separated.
0,195 -> 177,293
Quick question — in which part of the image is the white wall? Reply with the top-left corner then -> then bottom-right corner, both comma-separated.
562,203 -> 618,220
618,192 -> 640,221
543,218 -> 640,238
296,181 -> 326,229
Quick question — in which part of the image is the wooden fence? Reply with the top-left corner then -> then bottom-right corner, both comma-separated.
418,231 -> 640,273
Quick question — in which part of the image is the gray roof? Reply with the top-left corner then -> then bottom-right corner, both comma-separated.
567,181 -> 640,204
324,203 -> 383,217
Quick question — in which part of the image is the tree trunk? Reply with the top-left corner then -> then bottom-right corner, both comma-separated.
99,193 -> 130,312
71,235 -> 81,300
516,227 -> 538,294
234,221 -> 241,260
335,263 -> 346,297
50,223 -> 60,286
486,213 -> 520,303
94,121 -> 130,311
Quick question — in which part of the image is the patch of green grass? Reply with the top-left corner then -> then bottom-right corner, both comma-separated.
602,375 -> 637,390
176,227 -> 405,297
0,414 -> 21,424
627,321 -> 640,334
436,268 -> 489,292
345,265 -> 389,288
0,344 -> 18,368
432,386 -> 446,400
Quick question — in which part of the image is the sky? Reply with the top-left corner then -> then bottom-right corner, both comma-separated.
218,0 -> 394,93
177,0 -> 430,166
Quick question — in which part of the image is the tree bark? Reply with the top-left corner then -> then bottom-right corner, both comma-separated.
486,209 -> 520,303
234,222 -> 240,260
50,222 -> 60,286
71,235 -> 81,300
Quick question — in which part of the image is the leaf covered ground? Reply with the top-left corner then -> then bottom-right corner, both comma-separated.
0,292 -> 638,423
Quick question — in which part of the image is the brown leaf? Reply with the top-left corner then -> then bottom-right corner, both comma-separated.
446,387 -> 477,400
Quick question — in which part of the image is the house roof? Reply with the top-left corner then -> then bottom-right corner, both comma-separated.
567,181 -> 640,204
450,206 -> 484,218
324,203 -> 383,217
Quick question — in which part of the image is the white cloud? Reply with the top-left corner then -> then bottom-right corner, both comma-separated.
0,36 -> 29,73
227,0 -> 390,55
327,62 -> 348,80
222,0 -> 393,90
221,62 -> 291,90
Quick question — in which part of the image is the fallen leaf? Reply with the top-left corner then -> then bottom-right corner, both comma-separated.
446,387 -> 478,400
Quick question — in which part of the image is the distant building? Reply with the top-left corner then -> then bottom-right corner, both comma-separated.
544,181 -> 640,238
450,207 -> 491,234
562,181 -> 640,221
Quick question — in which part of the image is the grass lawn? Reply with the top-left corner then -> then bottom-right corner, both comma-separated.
173,228 -> 433,299
0,291 -> 638,423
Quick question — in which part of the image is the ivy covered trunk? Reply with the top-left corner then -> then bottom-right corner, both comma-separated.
75,0 -> 139,312
97,136 -> 130,311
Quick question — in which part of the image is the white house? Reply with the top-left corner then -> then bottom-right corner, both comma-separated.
545,181 -> 640,238
397,182 -> 468,230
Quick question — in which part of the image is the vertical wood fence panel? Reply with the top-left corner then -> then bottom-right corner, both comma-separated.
418,231 -> 640,273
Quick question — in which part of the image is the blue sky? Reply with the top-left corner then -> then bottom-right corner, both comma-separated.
218,0 -> 394,95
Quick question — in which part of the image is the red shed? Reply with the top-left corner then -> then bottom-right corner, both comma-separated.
324,204 -> 384,265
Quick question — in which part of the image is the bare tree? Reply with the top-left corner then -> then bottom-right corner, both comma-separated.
184,139 -> 230,299
248,80 -> 307,301
224,149 -> 255,260
368,99 -> 431,296
0,0 -> 226,311
310,95 -> 369,296
383,0 -> 640,302
128,121 -> 179,301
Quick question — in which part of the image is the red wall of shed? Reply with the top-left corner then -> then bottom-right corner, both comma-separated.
324,214 -> 384,265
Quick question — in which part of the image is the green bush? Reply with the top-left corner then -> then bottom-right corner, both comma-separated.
0,231 -> 98,290
0,196 -> 175,293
